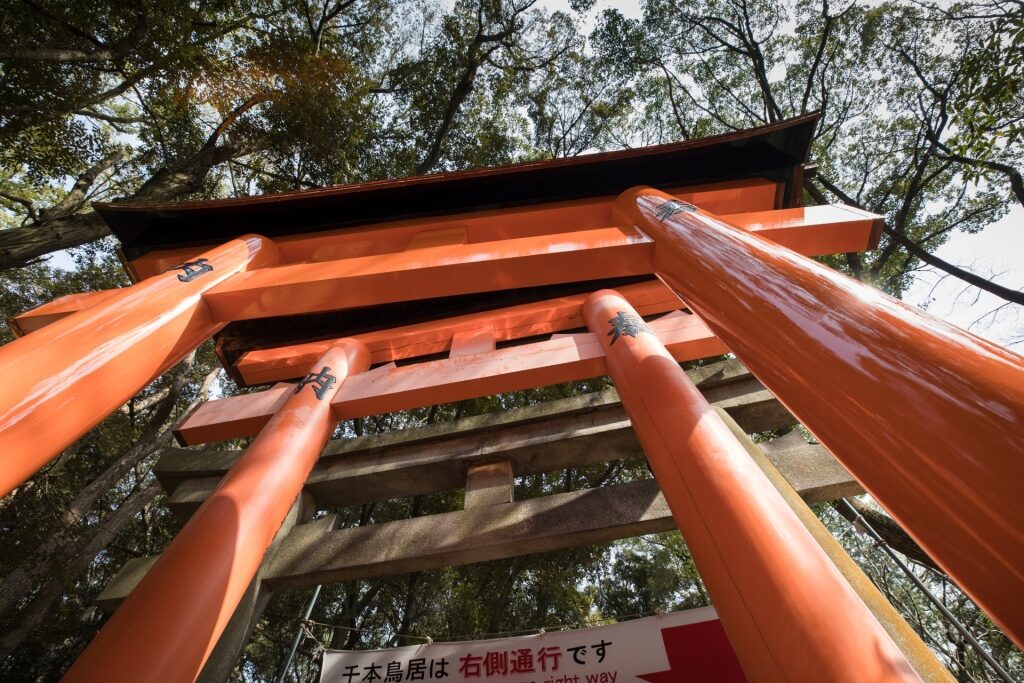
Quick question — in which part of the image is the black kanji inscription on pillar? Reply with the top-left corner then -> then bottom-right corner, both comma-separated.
295,366 -> 337,400
170,258 -> 214,282
654,199 -> 696,221
608,311 -> 653,345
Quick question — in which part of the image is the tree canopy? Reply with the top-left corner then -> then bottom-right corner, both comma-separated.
0,0 -> 1021,680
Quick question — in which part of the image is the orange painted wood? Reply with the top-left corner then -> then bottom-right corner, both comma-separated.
175,311 -> 726,446
9,204 -> 872,339
448,328 -> 495,357
617,185 -> 1024,648
234,279 -> 682,384
202,227 -> 654,322
0,235 -> 279,498
124,179 -> 779,279
584,290 -> 917,681
6,289 -> 120,337
725,203 -> 884,253
63,341 -> 370,683
406,226 -> 467,250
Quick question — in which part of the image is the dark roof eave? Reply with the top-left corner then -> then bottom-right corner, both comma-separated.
96,113 -> 820,259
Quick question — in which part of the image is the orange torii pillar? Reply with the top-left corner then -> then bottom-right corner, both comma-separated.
63,340 -> 370,683
613,187 -> 1024,646
585,290 -> 919,681
0,235 -> 279,498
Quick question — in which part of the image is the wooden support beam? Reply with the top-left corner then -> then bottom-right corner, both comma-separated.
11,202 -> 878,338
159,361 -> 854,519
758,430 -> 863,504
174,311 -> 728,445
201,227 -> 654,322
100,444 -> 863,608
233,279 -> 682,385
122,179 -> 781,280
464,462 -> 514,508
99,477 -> 676,607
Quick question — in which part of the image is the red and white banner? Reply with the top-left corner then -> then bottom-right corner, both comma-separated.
321,607 -> 745,683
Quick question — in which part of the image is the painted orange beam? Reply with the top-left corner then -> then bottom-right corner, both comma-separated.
63,340 -> 369,683
123,179 -> 780,280
10,202 -> 877,338
584,290 -> 917,681
201,227 -> 653,322
617,186 -> 1024,647
0,236 -> 278,498
175,310 -> 726,445
5,289 -> 119,337
723,203 -> 883,253
234,279 -> 683,384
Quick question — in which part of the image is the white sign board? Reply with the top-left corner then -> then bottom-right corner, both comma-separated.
321,607 -> 745,683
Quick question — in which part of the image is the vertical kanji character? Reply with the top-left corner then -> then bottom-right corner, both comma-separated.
538,647 -> 562,672
170,258 -> 213,283
406,658 -> 427,681
607,311 -> 653,345
342,665 -> 360,683
363,662 -> 383,682
458,654 -> 483,678
385,661 -> 403,682
510,649 -> 535,673
294,365 -> 337,399
483,651 -> 508,676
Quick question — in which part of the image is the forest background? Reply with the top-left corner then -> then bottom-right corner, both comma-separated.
0,0 -> 1021,680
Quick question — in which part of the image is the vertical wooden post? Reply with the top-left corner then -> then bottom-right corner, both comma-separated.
613,186 -> 1024,646
0,235 -> 279,498
63,340 -> 369,683
584,290 -> 919,682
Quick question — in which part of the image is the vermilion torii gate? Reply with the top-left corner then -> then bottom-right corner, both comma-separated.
2,115 -> 1022,681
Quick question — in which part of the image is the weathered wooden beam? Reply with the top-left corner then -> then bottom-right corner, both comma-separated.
100,444 -> 863,608
99,477 -> 676,607
759,431 -> 863,504
159,360 -> 791,517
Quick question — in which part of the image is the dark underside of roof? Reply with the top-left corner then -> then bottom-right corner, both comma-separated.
97,114 -> 819,261
97,115 -> 819,382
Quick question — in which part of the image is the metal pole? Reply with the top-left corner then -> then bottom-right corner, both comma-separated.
837,499 -> 1014,683
275,584 -> 323,683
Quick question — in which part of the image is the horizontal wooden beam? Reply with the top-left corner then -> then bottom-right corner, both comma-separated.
202,227 -> 654,322
233,279 -> 683,384
123,179 -> 782,280
160,361 -> 794,517
99,443 -> 862,608
11,202 -> 877,337
267,477 -> 674,589
174,311 -> 729,445
97,477 -> 677,609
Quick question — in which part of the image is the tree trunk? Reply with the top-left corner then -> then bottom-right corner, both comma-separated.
0,95 -> 266,270
832,498 -> 942,573
0,213 -> 112,269
0,482 -> 161,660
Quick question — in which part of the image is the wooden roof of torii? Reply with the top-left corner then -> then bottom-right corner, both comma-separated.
95,114 -> 820,260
